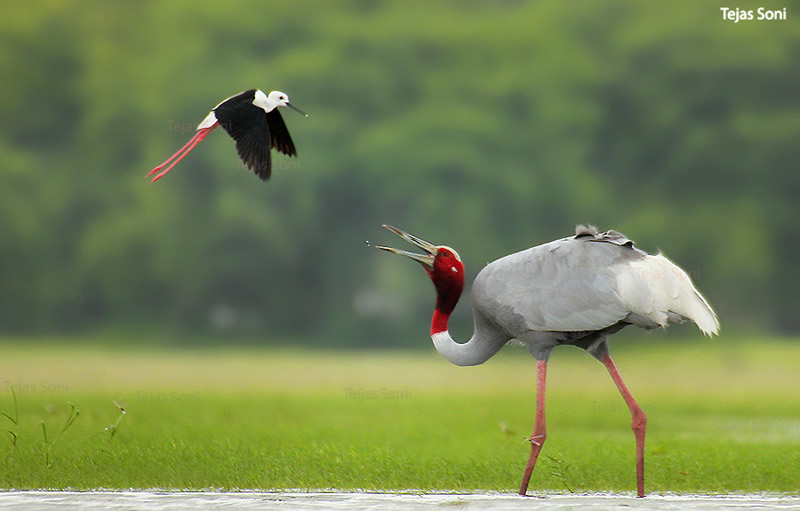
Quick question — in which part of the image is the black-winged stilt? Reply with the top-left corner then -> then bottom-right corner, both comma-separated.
148,89 -> 307,183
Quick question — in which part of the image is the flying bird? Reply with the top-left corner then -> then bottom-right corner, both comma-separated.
374,224 -> 719,497
148,89 -> 307,183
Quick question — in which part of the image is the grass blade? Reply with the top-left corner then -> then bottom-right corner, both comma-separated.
62,402 -> 80,433
105,400 -> 127,441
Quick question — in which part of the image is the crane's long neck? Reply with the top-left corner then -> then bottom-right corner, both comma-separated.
429,289 -> 507,367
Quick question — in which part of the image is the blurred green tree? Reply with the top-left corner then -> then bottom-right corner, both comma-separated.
0,0 -> 796,344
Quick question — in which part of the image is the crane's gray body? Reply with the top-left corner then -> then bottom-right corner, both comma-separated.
458,226 -> 717,363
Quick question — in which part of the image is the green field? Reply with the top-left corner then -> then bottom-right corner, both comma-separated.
1,338 -> 798,493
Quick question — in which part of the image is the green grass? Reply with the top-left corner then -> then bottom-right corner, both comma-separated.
0,337 -> 798,493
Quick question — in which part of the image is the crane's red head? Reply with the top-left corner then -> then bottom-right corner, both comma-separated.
373,225 -> 465,316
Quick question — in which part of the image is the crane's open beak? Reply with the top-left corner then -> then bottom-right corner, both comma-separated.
286,103 -> 309,118
372,225 -> 436,269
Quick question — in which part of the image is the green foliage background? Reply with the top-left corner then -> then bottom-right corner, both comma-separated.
1,1 -> 797,346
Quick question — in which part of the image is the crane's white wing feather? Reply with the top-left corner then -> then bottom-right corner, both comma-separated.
615,253 -> 719,336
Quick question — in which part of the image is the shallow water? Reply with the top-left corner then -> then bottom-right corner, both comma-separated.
0,492 -> 798,511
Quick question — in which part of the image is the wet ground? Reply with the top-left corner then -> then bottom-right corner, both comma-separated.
0,492 -> 798,510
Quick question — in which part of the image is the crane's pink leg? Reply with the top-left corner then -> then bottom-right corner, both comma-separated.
148,125 -> 217,183
602,354 -> 647,498
519,359 -> 547,496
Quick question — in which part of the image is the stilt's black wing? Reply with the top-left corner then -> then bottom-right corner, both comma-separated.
231,113 -> 271,180
266,109 -> 297,157
215,91 -> 272,180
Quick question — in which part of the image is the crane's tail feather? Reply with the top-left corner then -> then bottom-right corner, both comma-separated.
617,254 -> 719,336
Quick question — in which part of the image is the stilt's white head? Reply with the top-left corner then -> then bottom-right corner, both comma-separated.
255,90 -> 308,117
267,90 -> 291,108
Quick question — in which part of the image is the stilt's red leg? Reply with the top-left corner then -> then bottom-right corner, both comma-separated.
148,129 -> 206,176
519,359 -> 547,496
602,354 -> 647,498
149,125 -> 216,183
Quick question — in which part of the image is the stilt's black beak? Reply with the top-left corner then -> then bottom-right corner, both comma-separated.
286,103 -> 308,118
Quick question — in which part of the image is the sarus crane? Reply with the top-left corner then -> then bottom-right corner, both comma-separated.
374,224 -> 719,497
148,89 -> 307,183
